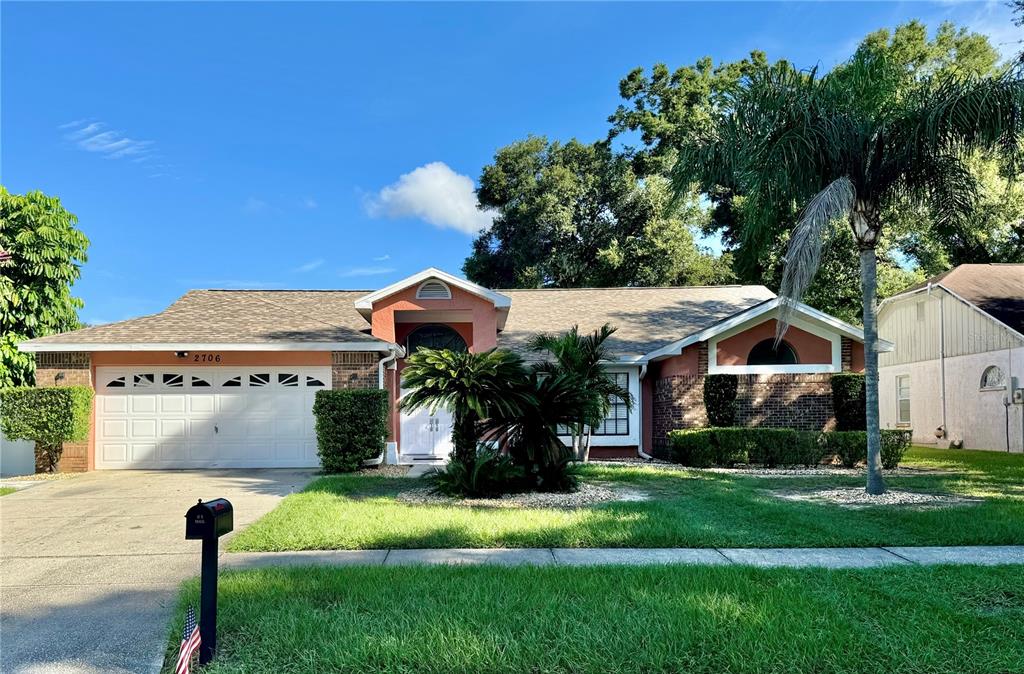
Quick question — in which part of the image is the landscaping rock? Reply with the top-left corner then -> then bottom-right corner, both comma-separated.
395,482 -> 646,508
772,487 -> 982,509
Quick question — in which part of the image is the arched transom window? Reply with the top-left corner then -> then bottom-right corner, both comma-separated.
981,365 -> 1006,390
747,338 -> 799,366
406,324 -> 467,354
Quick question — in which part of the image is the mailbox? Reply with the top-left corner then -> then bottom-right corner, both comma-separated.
185,498 -> 234,540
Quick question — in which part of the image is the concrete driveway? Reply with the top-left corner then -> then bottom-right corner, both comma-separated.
0,469 -> 314,674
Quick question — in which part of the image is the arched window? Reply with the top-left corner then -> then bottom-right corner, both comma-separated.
406,324 -> 467,354
980,365 -> 1006,390
747,338 -> 799,366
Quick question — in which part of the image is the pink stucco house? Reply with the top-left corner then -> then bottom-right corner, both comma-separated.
19,268 -> 885,471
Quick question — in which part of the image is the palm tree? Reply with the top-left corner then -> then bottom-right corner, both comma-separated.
400,348 -> 532,472
673,53 -> 1022,493
529,324 -> 634,462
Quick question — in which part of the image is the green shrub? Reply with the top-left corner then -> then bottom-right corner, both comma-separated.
431,447 -> 525,498
669,427 -> 827,468
881,429 -> 913,469
313,389 -> 389,473
823,431 -> 866,468
703,375 -> 739,427
0,386 -> 92,472
831,373 -> 866,431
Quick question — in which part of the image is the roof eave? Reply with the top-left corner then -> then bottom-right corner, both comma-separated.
18,341 -> 398,353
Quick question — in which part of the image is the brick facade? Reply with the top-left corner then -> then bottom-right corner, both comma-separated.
34,352 -> 92,472
331,352 -> 379,389
652,370 -> 837,451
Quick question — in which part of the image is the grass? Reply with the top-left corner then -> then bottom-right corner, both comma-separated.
162,564 -> 1024,674
0,487 -> 16,497
228,447 -> 1024,551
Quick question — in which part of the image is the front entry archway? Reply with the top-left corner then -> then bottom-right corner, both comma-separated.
399,389 -> 454,459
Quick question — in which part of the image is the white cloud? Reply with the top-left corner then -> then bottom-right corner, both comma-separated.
293,258 -> 325,273
365,161 -> 495,235
338,265 -> 396,278
372,254 -> 391,262
961,1 -> 1021,61
61,120 -> 155,160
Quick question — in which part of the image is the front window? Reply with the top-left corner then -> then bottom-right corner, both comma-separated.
406,324 -> 467,354
593,373 -> 630,436
896,375 -> 911,424
747,338 -> 799,366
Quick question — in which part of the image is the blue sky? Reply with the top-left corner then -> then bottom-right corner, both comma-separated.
2,1 -> 1018,325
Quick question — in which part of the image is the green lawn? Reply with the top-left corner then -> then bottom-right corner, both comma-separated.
229,447 -> 1024,551
163,564 -> 1024,674
0,487 -> 17,497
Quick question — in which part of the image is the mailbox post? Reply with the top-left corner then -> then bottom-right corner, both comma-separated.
184,498 -> 233,665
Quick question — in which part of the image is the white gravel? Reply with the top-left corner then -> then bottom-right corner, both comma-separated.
356,465 -> 410,477
590,459 -> 950,478
395,482 -> 648,508
773,487 -> 981,509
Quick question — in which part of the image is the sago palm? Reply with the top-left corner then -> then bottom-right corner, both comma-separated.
400,347 -> 532,471
529,324 -> 634,462
673,53 -> 1022,493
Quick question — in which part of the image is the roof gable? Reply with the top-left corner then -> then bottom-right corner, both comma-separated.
354,268 -> 511,316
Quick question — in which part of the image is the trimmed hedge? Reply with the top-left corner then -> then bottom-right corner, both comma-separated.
313,389 -> 389,473
703,374 -> 738,427
668,427 -> 913,469
0,386 -> 93,472
831,373 -> 866,431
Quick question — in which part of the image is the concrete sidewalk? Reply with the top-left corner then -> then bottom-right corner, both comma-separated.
224,545 -> 1024,570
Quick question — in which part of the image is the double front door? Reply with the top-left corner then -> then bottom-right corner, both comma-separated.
399,389 -> 454,459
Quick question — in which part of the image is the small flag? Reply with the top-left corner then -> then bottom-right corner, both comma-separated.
175,606 -> 202,674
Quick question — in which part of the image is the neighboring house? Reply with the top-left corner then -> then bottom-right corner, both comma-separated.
878,264 -> 1024,453
18,268 -> 880,471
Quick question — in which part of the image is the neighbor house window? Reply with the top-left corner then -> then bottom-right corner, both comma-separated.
593,373 -> 629,436
896,375 -> 911,424
980,366 -> 1006,390
747,339 -> 799,366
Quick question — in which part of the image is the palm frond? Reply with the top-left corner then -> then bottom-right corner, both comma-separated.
776,176 -> 855,337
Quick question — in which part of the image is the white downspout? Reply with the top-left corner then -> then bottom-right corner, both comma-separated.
374,345 -> 402,465
932,284 -> 948,442
637,363 -> 654,460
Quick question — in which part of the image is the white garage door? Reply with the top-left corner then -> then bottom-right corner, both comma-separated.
95,366 -> 331,469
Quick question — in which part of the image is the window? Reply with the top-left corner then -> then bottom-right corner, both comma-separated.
249,373 -> 270,387
981,366 -> 1006,390
133,373 -> 155,387
162,373 -> 184,388
106,376 -> 126,388
278,373 -> 299,387
191,376 -> 211,388
593,373 -> 630,436
896,375 -> 911,424
222,375 -> 242,387
406,324 -> 467,354
306,376 -> 325,387
747,339 -> 799,366
416,280 -> 452,300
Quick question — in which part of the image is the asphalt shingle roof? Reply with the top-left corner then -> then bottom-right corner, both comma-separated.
28,284 -> 778,359
904,264 -> 1024,334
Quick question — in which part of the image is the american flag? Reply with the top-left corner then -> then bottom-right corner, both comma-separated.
175,606 -> 201,674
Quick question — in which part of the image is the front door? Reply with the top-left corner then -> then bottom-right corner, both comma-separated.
399,389 -> 453,459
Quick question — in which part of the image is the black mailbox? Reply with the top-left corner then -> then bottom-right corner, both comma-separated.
185,498 -> 233,540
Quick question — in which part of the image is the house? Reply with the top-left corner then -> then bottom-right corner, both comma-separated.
878,263 -> 1024,453
19,268 -> 879,471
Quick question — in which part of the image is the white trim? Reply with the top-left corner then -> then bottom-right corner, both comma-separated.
354,268 -> 511,311
555,364 -> 641,448
18,341 -> 397,353
643,297 -> 892,363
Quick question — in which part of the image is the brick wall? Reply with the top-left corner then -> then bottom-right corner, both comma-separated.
652,371 -> 837,450
34,352 -> 92,472
331,352 -> 379,389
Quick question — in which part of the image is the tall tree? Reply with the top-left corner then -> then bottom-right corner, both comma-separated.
464,137 -> 732,289
611,21 -> 1015,318
0,189 -> 89,387
673,52 -> 1022,494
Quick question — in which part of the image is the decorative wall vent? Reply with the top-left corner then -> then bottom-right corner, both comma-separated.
416,280 -> 452,300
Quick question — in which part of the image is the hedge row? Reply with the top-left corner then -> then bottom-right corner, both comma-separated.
668,427 -> 912,469
0,386 -> 93,472
312,389 -> 390,473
